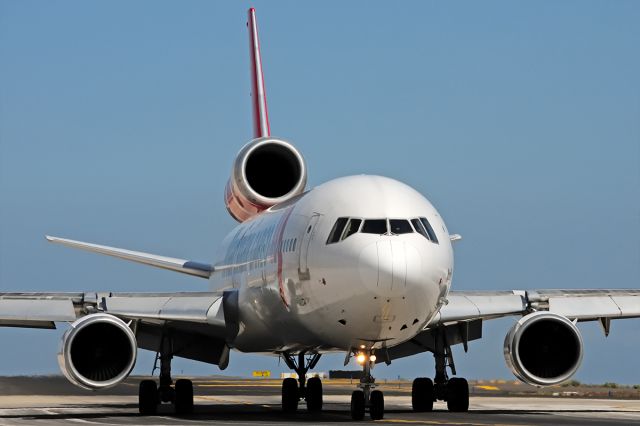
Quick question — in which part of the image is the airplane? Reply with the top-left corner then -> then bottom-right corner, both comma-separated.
1,7 -> 639,421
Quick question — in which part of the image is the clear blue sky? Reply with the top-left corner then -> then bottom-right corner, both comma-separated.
1,1 -> 638,384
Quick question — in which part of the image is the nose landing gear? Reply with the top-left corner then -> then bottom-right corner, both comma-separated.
411,327 -> 469,412
350,350 -> 384,420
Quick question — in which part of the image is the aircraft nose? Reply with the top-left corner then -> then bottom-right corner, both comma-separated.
358,240 -> 422,296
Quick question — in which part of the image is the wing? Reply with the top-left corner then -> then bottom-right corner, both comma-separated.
435,289 -> 640,324
387,289 -> 640,362
45,236 -> 214,278
0,291 -> 238,367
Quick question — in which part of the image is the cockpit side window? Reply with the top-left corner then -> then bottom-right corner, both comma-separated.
420,217 -> 439,244
361,219 -> 388,234
327,217 -> 348,244
342,218 -> 362,240
411,219 -> 430,239
389,219 -> 413,234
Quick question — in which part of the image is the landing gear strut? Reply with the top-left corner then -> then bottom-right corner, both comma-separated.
411,327 -> 469,412
139,333 -> 194,415
281,352 -> 322,413
350,350 -> 384,421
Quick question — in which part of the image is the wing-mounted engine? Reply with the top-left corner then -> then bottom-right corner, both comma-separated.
58,313 -> 137,390
225,137 -> 307,222
504,311 -> 583,386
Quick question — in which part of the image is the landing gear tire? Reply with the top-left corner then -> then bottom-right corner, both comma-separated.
350,390 -> 365,420
282,377 -> 299,413
446,377 -> 469,412
174,379 -> 194,415
139,380 -> 158,415
412,377 -> 434,412
369,390 -> 384,420
306,377 -> 323,412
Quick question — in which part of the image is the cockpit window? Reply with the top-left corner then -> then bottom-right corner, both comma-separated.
362,219 -> 388,234
326,217 -> 348,244
389,219 -> 413,234
328,217 -> 436,244
342,218 -> 362,240
420,217 -> 439,243
411,219 -> 430,239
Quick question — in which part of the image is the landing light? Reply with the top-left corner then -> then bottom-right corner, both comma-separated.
356,354 -> 366,365
370,355 -> 377,362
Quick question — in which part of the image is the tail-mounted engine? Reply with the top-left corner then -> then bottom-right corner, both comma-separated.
225,137 -> 307,222
504,311 -> 583,386
58,313 -> 137,390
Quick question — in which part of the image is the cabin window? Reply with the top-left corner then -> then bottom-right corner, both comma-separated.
389,219 -> 413,234
327,217 -> 349,244
361,219 -> 388,234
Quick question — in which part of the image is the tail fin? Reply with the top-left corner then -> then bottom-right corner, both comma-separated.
247,8 -> 270,139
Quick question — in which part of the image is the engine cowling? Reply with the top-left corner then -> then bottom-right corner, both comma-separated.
225,137 -> 307,222
58,313 -> 137,390
504,312 -> 583,386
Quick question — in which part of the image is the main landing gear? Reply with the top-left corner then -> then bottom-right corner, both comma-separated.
350,350 -> 384,421
411,328 -> 469,412
139,336 -> 194,415
281,352 -> 323,413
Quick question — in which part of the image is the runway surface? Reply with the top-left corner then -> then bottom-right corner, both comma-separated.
0,376 -> 638,425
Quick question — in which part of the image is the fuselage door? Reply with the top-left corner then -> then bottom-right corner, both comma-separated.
298,213 -> 320,281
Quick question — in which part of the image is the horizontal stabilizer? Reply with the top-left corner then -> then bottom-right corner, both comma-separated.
45,236 -> 213,279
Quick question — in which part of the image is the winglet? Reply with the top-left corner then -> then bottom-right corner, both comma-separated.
45,235 -> 213,279
247,8 -> 270,138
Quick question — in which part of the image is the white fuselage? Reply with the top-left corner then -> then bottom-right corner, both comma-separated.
210,175 -> 454,354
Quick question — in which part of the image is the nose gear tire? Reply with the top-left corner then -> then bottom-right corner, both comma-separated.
350,390 -> 365,420
369,390 -> 384,420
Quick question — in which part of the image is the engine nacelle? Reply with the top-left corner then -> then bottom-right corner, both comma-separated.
225,137 -> 307,222
504,312 -> 583,386
58,313 -> 137,390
